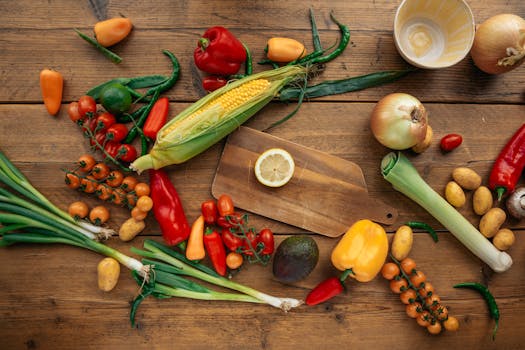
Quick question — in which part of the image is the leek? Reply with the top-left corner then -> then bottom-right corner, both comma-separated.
381,152 -> 512,273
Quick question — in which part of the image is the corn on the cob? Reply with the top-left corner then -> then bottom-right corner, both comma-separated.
130,65 -> 308,173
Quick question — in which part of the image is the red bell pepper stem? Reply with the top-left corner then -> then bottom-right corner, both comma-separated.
488,123 -> 525,201
142,97 -> 169,139
203,228 -> 227,276
305,277 -> 344,306
148,169 -> 191,246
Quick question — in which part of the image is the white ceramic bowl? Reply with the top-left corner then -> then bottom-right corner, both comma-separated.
394,0 -> 475,69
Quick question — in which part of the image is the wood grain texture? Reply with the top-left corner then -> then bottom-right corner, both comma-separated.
1,0 -> 525,349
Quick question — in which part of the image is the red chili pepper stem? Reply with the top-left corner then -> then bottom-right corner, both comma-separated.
495,186 -> 506,202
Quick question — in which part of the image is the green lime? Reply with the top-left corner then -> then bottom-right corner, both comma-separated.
100,83 -> 132,115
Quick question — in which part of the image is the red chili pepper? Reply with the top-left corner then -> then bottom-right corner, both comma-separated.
202,76 -> 228,92
305,277 -> 344,306
148,169 -> 191,246
204,228 -> 227,276
489,123 -> 525,201
201,199 -> 218,225
143,97 -> 169,139
193,26 -> 246,76
440,133 -> 463,152
221,228 -> 243,252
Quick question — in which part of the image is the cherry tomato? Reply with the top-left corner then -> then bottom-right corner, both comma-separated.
425,294 -> 441,310
241,230 -> 258,256
419,282 -> 434,298
91,163 -> 110,180
112,188 -> 126,205
126,193 -> 137,207
77,95 -> 97,118
96,183 -> 113,201
79,175 -> 97,194
405,302 -> 422,318
106,123 -> 128,143
443,316 -> 459,331
426,322 -> 442,335
221,228 -> 243,252
410,270 -> 427,288
226,252 -> 243,270
121,176 -> 138,192
131,206 -> 148,221
90,131 -> 107,147
381,262 -> 400,280
65,172 -> 81,189
389,278 -> 408,294
95,112 -> 116,132
77,154 -> 96,172
440,133 -> 463,152
67,102 -> 82,122
134,183 -> 151,197
436,305 -> 449,321
217,194 -> 234,216
106,170 -> 124,187
201,199 -> 218,225
257,228 -> 274,255
400,288 -> 417,305
416,311 -> 432,327
400,257 -> 417,275
136,195 -> 153,212
202,76 -> 228,92
89,205 -> 110,225
217,213 -> 244,229
117,143 -> 137,162
104,141 -> 121,158
68,201 -> 89,219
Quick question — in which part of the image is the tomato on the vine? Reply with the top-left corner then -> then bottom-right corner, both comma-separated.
67,102 -> 82,122
257,228 -> 274,255
77,95 -> 97,118
96,112 -> 116,132
217,194 -> 234,216
241,230 -> 258,256
221,228 -> 243,252
201,199 -> 218,225
104,141 -> 121,158
106,123 -> 128,143
117,144 -> 137,162
217,212 -> 244,229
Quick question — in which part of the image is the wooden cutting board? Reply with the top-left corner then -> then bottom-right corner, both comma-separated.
211,127 -> 397,237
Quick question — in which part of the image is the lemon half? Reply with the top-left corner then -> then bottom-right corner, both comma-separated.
254,148 -> 295,187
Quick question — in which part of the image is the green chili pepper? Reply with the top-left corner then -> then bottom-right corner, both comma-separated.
454,282 -> 500,340
279,69 -> 414,101
74,29 -> 123,64
142,50 -> 180,98
140,134 -> 149,157
406,220 -> 438,243
126,75 -> 169,90
309,12 -> 350,65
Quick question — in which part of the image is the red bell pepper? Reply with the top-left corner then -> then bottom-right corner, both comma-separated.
194,26 -> 246,75
204,228 -> 227,276
142,97 -> 169,140
305,277 -> 344,306
148,169 -> 190,246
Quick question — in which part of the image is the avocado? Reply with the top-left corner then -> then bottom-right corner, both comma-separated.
272,235 -> 319,284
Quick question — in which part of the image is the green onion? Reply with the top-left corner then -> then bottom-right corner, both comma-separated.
381,152 -> 513,273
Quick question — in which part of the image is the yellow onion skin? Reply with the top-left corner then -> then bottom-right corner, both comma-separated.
370,93 -> 428,150
470,14 -> 525,74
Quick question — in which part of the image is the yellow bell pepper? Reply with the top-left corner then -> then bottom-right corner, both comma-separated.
331,219 -> 389,282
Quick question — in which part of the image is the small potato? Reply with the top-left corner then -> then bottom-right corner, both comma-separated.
479,207 -> 506,238
391,225 -> 413,261
119,217 -> 146,242
473,186 -> 493,216
452,167 -> 482,190
445,181 -> 466,208
493,228 -> 516,251
412,125 -> 433,154
97,257 -> 120,292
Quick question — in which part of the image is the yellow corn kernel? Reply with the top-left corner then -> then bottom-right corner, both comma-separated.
161,79 -> 271,137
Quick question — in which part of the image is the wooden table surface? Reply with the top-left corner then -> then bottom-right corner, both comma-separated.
1,1 -> 525,349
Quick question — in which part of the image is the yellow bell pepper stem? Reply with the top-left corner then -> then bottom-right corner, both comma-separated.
331,219 -> 389,282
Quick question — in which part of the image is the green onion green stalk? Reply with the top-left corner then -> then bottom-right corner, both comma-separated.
381,152 -> 512,273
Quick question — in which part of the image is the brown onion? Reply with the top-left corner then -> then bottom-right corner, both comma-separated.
370,93 -> 428,150
470,14 -> 525,74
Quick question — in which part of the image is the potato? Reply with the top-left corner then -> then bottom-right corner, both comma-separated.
119,217 -> 145,242
452,167 -> 482,190
479,207 -> 506,238
412,125 -> 433,154
493,228 -> 516,251
445,181 -> 466,208
97,257 -> 120,292
473,186 -> 493,215
391,225 -> 413,261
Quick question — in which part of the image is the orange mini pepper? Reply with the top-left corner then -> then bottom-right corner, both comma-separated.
39,69 -> 63,116
266,37 -> 307,63
94,17 -> 133,47
331,219 -> 389,282
186,215 -> 206,261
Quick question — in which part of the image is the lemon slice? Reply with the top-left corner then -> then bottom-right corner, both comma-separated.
254,148 -> 295,187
